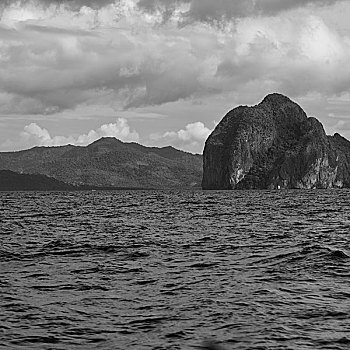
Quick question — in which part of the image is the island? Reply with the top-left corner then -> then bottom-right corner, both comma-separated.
202,93 -> 350,190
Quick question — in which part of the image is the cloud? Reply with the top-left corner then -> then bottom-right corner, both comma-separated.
137,0 -> 341,24
1,118 -> 139,150
0,0 -> 212,114
0,0 -> 350,121
0,0 -> 116,12
2,117 -> 212,154
150,121 -> 212,153
4,0 -> 336,20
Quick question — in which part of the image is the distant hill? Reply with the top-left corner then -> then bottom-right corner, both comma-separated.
0,138 -> 203,189
0,170 -> 76,191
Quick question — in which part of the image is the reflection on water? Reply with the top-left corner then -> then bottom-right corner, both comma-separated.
1,190 -> 350,349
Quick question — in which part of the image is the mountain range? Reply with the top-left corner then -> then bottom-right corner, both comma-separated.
0,138 -> 202,190
0,170 -> 77,191
4,93 -> 350,191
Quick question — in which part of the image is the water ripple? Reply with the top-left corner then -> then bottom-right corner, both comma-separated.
1,189 -> 350,349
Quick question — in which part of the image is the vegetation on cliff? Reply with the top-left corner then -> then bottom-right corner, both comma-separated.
0,138 -> 202,189
0,170 -> 76,191
202,93 -> 350,190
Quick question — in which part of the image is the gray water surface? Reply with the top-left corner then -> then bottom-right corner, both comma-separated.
1,190 -> 350,349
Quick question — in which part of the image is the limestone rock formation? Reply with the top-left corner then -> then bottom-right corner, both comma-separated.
202,93 -> 350,190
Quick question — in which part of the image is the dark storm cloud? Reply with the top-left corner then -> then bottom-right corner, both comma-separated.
137,0 -> 341,23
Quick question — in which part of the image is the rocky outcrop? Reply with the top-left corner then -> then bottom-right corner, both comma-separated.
202,93 -> 350,190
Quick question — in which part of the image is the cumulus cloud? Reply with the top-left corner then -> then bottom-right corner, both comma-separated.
222,14 -> 350,98
150,121 -> 212,153
1,118 -> 139,150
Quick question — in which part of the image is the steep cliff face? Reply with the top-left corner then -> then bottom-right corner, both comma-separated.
202,93 -> 349,190
328,133 -> 350,187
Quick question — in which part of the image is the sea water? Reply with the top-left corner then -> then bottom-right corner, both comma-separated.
1,190 -> 350,349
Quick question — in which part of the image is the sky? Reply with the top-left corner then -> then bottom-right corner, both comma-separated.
1,0 -> 350,154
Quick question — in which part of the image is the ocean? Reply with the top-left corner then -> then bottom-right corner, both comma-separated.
1,190 -> 350,350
